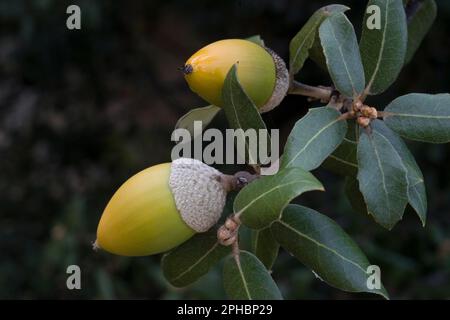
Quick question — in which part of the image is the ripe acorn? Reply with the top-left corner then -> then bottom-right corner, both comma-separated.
95,158 -> 228,256
183,39 -> 289,113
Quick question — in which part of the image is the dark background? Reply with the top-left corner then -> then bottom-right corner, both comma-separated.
0,0 -> 449,299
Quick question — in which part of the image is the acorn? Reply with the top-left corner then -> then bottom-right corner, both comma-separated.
95,158 -> 228,256
183,39 -> 289,113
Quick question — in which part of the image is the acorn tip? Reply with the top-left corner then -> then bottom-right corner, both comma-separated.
92,239 -> 101,251
179,64 -> 193,75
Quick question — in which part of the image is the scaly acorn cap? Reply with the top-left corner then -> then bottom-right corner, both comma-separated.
183,39 -> 288,113
260,46 -> 289,113
95,158 -> 227,256
169,158 -> 227,232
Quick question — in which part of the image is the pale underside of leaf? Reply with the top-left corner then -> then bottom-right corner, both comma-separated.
246,34 -> 265,46
175,105 -> 221,140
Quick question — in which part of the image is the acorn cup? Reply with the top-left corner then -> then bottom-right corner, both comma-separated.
95,158 -> 228,256
183,39 -> 289,113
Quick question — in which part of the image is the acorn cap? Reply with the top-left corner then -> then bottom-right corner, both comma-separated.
259,47 -> 289,113
169,158 -> 227,232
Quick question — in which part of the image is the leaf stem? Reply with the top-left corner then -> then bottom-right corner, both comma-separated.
232,240 -> 240,259
218,171 -> 259,192
377,111 -> 391,118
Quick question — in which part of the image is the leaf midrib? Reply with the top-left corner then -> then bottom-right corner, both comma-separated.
327,17 -> 358,96
228,71 -> 257,165
370,133 -> 392,221
365,0 -> 390,94
285,116 -> 342,168
171,242 -> 220,283
328,154 -> 358,168
237,179 -> 317,214
235,255 -> 252,299
388,112 -> 450,120
277,220 -> 367,273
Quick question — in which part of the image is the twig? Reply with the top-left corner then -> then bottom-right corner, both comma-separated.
288,81 -> 333,103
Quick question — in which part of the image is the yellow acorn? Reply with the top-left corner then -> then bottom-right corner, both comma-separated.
183,39 -> 289,113
95,158 -> 228,256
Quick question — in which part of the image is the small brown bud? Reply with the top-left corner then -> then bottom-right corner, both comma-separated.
357,116 -> 371,128
353,100 -> 363,112
221,235 -> 237,246
369,107 -> 378,119
360,105 -> 370,117
360,105 -> 378,119
217,226 -> 232,242
225,218 -> 238,231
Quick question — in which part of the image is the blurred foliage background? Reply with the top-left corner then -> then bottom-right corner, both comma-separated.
0,0 -> 449,299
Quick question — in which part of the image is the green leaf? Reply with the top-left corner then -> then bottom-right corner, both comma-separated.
404,0 -> 437,64
384,93 -> 450,143
357,128 -> 409,229
281,106 -> 348,171
235,167 -> 324,230
345,176 -> 369,215
360,0 -> 407,95
222,64 -> 270,164
309,33 -> 328,71
322,120 -> 359,176
272,205 -> 388,298
175,105 -> 221,140
289,4 -> 349,76
371,120 -> 427,225
251,227 -> 279,270
223,251 -> 282,300
246,35 -> 265,46
161,230 -> 231,287
319,12 -> 365,98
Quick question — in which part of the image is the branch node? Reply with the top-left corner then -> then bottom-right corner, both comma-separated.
218,214 -> 241,247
